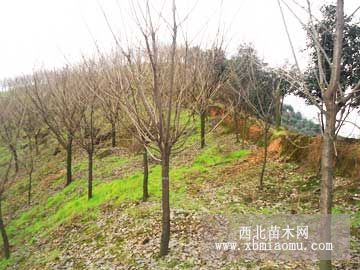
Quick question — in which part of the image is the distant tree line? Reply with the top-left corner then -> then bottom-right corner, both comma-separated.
281,104 -> 321,135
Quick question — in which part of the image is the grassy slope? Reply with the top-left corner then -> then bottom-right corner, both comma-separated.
0,126 -> 359,269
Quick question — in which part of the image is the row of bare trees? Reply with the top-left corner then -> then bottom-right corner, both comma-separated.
0,24 -> 227,261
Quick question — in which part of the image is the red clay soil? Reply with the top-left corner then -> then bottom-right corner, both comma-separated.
248,124 -> 263,141
209,104 -> 360,179
267,138 -> 282,157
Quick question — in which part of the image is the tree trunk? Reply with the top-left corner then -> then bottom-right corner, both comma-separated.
159,150 -> 170,256
9,145 -> 18,173
319,107 -> 336,270
143,146 -> 149,202
34,131 -> 40,155
316,137 -> 323,178
0,199 -> 10,259
28,137 -> 34,206
259,123 -> 269,190
65,137 -> 73,187
242,112 -> 248,149
28,170 -> 32,206
280,96 -> 284,125
200,111 -> 206,149
111,122 -> 116,148
234,107 -> 240,143
275,92 -> 282,129
88,151 -> 93,200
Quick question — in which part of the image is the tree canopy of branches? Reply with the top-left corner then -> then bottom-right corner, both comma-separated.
24,68 -> 83,187
96,56 -> 122,148
0,93 -> 24,173
113,0 -> 216,256
74,60 -> 102,200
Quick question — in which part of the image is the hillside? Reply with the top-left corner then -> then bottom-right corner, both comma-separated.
0,1 -> 359,270
0,120 -> 358,270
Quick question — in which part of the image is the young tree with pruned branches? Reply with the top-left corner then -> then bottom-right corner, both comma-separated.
113,0 -> 205,256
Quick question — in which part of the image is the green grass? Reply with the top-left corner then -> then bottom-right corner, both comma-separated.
9,171 -> 150,241
193,146 -> 224,166
0,258 -> 15,270
73,155 -> 129,174
271,127 -> 288,139
332,204 -> 360,228
194,146 -> 250,167
353,203 -> 360,227
0,145 -> 10,158
0,145 -> 11,168
225,149 -> 250,160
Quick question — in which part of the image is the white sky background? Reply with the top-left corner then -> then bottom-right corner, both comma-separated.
0,0 -> 359,136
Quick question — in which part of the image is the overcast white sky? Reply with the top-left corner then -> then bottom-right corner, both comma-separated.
0,0 -> 359,136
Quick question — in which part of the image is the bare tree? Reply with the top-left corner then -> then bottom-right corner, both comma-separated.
97,58 -> 121,148
223,76 -> 248,145
23,68 -> 83,187
93,50 -> 154,202
227,44 -> 261,146
230,46 -> 276,189
11,91 -> 41,205
0,157 -> 13,259
0,94 -> 24,173
0,93 -> 22,259
142,140 -> 150,202
22,107 -> 37,206
115,0 -> 199,256
73,60 -> 102,200
190,46 -> 227,148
